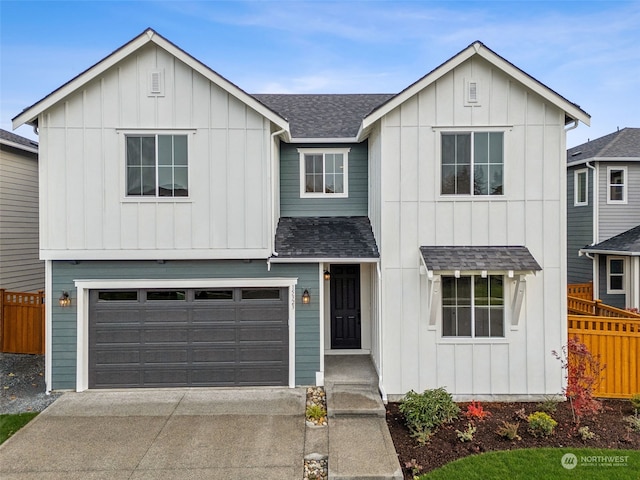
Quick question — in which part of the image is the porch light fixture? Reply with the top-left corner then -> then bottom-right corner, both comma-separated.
324,270 -> 331,281
59,292 -> 71,307
301,289 -> 311,304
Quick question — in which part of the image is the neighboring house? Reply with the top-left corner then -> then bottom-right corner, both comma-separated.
13,30 -> 589,400
567,128 -> 640,309
0,129 -> 44,292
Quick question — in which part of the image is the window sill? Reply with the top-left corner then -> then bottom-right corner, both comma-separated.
437,337 -> 509,345
121,197 -> 193,203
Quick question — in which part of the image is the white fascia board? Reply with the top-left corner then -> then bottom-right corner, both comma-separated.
289,137 -> 359,144
579,249 -> 640,257
269,257 -> 380,264
427,269 -> 538,276
0,139 -> 38,154
568,157 -> 640,168
41,248 -> 272,261
74,277 -> 297,289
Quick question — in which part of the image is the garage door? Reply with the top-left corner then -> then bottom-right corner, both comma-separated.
89,287 -> 289,388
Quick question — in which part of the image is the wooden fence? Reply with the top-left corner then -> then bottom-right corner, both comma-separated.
568,296 -> 640,319
0,289 -> 45,354
568,314 -> 640,399
567,282 -> 593,300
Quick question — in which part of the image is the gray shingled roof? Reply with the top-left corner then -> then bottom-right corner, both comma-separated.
420,246 -> 541,272
567,127 -> 640,163
252,94 -> 393,139
0,129 -> 39,149
581,224 -> 640,255
274,216 -> 379,259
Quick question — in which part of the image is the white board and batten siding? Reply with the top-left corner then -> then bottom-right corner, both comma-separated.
37,43 -> 273,261
0,143 -> 45,292
376,56 -> 568,400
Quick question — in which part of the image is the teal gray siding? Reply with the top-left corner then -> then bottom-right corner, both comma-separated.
597,162 -> 640,241
566,166 -> 594,283
280,142 -> 368,217
51,260 -> 320,390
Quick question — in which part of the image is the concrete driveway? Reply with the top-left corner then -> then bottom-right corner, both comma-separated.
0,388 -> 306,479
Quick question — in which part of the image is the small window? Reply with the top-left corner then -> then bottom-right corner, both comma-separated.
298,148 -> 350,198
574,169 -> 588,206
442,275 -> 504,338
441,132 -> 503,196
607,167 -> 627,204
98,291 -> 138,301
194,290 -> 234,300
607,258 -> 625,294
242,288 -> 281,300
126,134 -> 188,197
146,290 -> 186,301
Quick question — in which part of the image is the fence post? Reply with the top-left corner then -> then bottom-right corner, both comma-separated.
0,289 -> 4,350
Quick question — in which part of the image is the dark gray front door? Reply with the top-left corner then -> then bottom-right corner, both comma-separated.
330,265 -> 361,349
89,287 -> 288,388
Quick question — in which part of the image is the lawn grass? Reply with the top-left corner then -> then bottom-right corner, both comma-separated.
0,412 -> 38,445
420,448 -> 640,480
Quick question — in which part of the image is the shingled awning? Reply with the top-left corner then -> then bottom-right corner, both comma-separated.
272,216 -> 379,261
419,246 -> 541,274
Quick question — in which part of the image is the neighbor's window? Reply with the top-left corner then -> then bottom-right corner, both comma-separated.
126,134 -> 188,197
441,132 -> 503,195
574,169 -> 588,206
607,167 -> 627,204
442,275 -> 504,337
607,257 -> 625,294
298,148 -> 350,197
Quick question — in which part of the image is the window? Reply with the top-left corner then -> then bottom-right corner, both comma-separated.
574,169 -> 588,206
441,132 -> 503,195
607,167 -> 627,204
298,148 -> 349,197
126,134 -> 188,197
442,275 -> 504,337
607,257 -> 625,294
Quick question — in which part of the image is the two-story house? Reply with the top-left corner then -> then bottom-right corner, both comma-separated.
567,128 -> 640,310
13,30 -> 589,400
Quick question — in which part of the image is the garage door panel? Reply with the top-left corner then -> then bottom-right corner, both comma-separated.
89,286 -> 289,388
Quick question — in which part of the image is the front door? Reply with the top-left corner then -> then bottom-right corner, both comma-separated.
330,264 -> 361,349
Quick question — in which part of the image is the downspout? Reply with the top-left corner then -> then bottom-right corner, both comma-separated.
376,262 -> 387,403
585,161 -> 598,296
267,128 -> 286,272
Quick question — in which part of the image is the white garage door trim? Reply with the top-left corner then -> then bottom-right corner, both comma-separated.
74,278 -> 298,391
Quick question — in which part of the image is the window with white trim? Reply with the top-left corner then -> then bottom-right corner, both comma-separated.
607,167 -> 627,204
298,148 -> 349,198
126,134 -> 188,197
574,168 -> 588,206
441,132 -> 504,195
607,257 -> 625,294
442,275 -> 504,337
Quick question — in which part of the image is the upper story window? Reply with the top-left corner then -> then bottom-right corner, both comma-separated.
126,134 -> 188,197
441,132 -> 503,196
442,274 -> 504,338
607,167 -> 627,204
574,168 -> 588,206
298,148 -> 350,198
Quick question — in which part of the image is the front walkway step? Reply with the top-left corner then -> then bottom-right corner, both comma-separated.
328,416 -> 403,480
326,383 -> 386,418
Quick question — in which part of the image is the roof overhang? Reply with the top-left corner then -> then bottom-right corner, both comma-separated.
12,29 -> 291,140
568,157 -> 640,168
357,41 -> 590,142
579,248 -> 640,257
0,138 -> 38,154
269,257 -> 380,263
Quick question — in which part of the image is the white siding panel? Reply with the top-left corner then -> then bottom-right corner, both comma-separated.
400,127 -> 419,201
490,344 -> 510,394
436,344 -> 456,390
488,69 -> 510,125
418,202 -> 436,246
102,133 -> 121,249
227,129 -> 246,247
400,202 -> 418,268
381,124 -> 400,202
46,128 -> 67,249
245,128 -> 265,248
454,345 -> 474,393
66,129 -> 85,249
84,82 -> 103,129
401,268 -> 421,390
488,201 -> 508,245
434,203 -> 454,244
84,129 -> 104,249
121,205 -> 138,249
525,126 -> 544,201
174,58 -> 193,126
382,268 -> 403,394
174,203 -> 192,249
382,202 -> 401,268
210,128 -> 228,248
506,201 -> 526,245
154,203 -> 173,250
470,201 -> 490,245
472,344 -> 492,394
453,202 -> 473,245
400,96 -> 418,126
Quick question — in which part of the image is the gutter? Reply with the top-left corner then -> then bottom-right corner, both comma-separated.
268,127 -> 286,271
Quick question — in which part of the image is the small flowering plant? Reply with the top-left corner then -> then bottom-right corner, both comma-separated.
464,401 -> 491,421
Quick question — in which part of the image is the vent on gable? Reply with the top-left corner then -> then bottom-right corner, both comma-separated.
465,79 -> 479,105
148,70 -> 164,96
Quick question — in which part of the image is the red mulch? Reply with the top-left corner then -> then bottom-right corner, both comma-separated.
386,399 -> 640,479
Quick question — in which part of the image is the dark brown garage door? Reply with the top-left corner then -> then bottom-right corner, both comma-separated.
89,287 -> 288,388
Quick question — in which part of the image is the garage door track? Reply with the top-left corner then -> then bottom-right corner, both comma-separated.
0,388 -> 306,479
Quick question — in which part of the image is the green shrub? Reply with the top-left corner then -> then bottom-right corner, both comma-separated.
305,404 -> 327,422
578,425 -> 597,440
536,396 -> 560,414
456,423 -> 476,442
630,393 -> 640,412
398,387 -> 460,444
496,421 -> 521,441
624,415 -> 640,433
527,411 -> 557,437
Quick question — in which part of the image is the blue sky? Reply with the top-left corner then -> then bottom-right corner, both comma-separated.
1,0 -> 639,147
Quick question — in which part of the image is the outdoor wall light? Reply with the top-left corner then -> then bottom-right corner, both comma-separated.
301,289 -> 311,304
59,292 -> 71,307
324,270 -> 331,281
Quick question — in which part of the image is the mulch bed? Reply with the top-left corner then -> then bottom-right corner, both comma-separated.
386,399 -> 640,479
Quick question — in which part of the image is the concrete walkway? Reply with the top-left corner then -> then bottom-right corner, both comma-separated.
0,388 -> 306,479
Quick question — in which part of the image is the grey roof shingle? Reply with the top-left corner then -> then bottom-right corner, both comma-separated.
581,224 -> 640,255
252,94 -> 393,139
567,128 -> 640,163
275,216 -> 379,259
420,246 -> 541,272
0,129 -> 39,149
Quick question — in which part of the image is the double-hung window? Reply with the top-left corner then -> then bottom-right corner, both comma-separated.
298,148 -> 349,198
441,132 -> 504,195
607,167 -> 627,204
607,257 -> 625,294
126,134 -> 188,197
442,275 -> 504,337
574,169 -> 588,206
